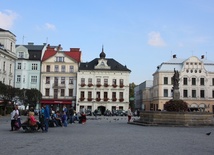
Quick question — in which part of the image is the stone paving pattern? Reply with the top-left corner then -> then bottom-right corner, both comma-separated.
0,115 -> 214,155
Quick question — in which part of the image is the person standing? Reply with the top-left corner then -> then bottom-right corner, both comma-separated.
44,105 -> 50,132
127,107 -> 132,123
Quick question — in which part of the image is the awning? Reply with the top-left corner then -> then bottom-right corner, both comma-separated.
40,99 -> 72,105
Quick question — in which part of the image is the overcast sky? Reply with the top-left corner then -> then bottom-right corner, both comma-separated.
1,0 -> 214,85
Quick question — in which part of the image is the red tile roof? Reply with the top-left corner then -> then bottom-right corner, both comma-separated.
64,48 -> 81,63
42,45 -> 81,63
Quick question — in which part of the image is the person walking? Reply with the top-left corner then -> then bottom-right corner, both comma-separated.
127,107 -> 132,123
44,105 -> 50,132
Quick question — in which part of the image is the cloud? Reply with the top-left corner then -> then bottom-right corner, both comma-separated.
0,10 -> 17,29
148,31 -> 166,47
45,23 -> 56,31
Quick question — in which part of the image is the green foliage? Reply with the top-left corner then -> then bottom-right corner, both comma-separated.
164,99 -> 188,112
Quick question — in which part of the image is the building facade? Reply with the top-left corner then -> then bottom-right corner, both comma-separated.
40,44 -> 81,110
134,80 -> 153,110
0,28 -> 17,86
144,55 -> 214,113
15,42 -> 47,90
76,48 -> 131,114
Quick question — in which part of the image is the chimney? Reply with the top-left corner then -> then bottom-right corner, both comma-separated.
28,42 -> 34,45
201,55 -> 204,59
57,44 -> 61,51
173,54 -> 176,58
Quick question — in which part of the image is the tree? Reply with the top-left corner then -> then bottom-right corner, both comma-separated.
25,88 -> 42,108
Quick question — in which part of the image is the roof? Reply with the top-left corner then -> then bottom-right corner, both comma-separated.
42,46 -> 81,63
16,44 -> 46,60
79,58 -> 131,72
155,56 -> 214,73
0,28 -> 16,37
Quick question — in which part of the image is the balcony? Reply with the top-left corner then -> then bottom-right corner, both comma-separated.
103,98 -> 109,101
96,84 -> 101,87
104,84 -> 109,87
112,98 -> 117,101
96,98 -> 101,102
80,97 -> 85,101
52,83 -> 66,88
119,98 -> 124,102
88,84 -> 93,87
112,84 -> 117,88
81,83 -> 86,87
9,72 -> 13,77
87,98 -> 93,101
119,84 -> 124,88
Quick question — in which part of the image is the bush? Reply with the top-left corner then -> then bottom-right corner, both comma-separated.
164,99 -> 188,112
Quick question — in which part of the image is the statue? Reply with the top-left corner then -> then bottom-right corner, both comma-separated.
173,68 -> 179,89
172,68 -> 180,100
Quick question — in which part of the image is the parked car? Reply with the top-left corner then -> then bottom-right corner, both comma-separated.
104,110 -> 112,116
93,109 -> 102,116
85,109 -> 92,116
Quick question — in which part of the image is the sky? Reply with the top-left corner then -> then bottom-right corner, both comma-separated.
1,0 -> 214,85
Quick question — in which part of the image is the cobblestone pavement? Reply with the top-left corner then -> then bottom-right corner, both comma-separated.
0,115 -> 214,155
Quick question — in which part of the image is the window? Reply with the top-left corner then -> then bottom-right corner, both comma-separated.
61,65 -> 65,72
61,89 -> 65,96
183,78 -> 188,85
46,65 -> 50,72
96,92 -> 100,98
119,92 -> 123,99
46,77 -> 50,84
104,79 -> 108,85
3,61 -> 5,71
80,91 -> 85,98
54,77 -> 58,86
55,65 -> 59,72
212,78 -> 214,86
9,64 -> 12,73
17,63 -> 21,69
120,79 -> 124,85
32,64 -> 38,70
112,79 -> 117,85
69,89 -> 73,97
88,78 -> 92,84
192,78 -> 196,85
54,89 -> 58,98
17,75 -> 21,83
61,77 -> 65,84
112,92 -> 116,98
45,88 -> 50,96
31,76 -> 37,83
23,75 -> 25,83
97,78 -> 101,84
183,90 -> 188,98
212,90 -> 214,98
19,52 -> 24,58
164,77 -> 168,84
81,78 -> 85,84
56,56 -> 64,62
69,77 -> 73,84
69,66 -> 74,72
88,91 -> 92,99
164,89 -> 168,97
192,90 -> 196,98
200,90 -> 205,98
200,78 -> 204,85
104,92 -> 108,98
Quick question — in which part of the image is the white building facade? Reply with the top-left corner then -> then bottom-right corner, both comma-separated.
40,45 -> 81,110
76,49 -> 131,114
146,54 -> 214,113
0,28 -> 17,86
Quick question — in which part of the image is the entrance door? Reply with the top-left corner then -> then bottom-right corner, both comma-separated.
98,106 -> 106,115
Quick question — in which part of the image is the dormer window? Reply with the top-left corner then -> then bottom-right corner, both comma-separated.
56,56 -> 64,62
19,52 -> 24,58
